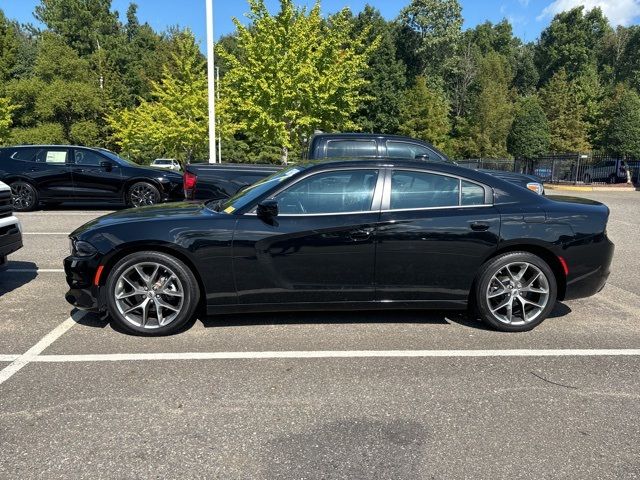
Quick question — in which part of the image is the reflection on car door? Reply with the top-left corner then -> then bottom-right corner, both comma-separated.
30,148 -> 74,200
233,169 -> 383,305
71,148 -> 123,199
375,169 -> 500,306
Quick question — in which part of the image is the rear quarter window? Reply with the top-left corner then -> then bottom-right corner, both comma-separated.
5,148 -> 39,162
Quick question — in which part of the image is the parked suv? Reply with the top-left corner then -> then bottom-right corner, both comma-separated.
0,180 -> 22,268
0,146 -> 183,211
151,158 -> 181,171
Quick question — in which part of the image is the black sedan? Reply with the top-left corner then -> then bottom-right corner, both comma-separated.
64,159 -> 614,335
0,145 -> 183,211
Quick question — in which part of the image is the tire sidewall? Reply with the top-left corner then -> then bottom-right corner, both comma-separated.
475,252 -> 557,332
105,251 -> 200,336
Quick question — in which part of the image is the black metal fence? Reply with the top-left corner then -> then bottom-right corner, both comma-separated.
459,153 -> 640,185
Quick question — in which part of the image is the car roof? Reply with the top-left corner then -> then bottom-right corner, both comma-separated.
311,133 -> 431,142
1,145 -> 102,151
295,158 -> 538,201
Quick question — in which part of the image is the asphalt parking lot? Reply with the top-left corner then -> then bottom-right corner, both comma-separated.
1,192 -> 639,479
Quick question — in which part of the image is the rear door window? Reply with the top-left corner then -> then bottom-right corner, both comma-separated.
325,140 -> 378,158
7,148 -> 39,162
386,141 -> 439,161
35,149 -> 70,164
390,171 -> 460,209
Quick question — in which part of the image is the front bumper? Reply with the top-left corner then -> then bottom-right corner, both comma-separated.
64,255 -> 103,311
0,216 -> 23,267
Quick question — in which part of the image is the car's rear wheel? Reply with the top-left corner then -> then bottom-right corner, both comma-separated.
128,182 -> 160,207
10,181 -> 38,211
105,251 -> 200,336
474,252 -> 557,332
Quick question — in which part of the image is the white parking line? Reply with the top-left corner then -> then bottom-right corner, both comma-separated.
0,355 -> 19,362
5,269 -> 65,273
27,349 -> 640,363
0,315 -> 78,386
22,232 -> 69,235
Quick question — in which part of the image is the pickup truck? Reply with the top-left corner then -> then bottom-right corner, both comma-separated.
183,133 -> 544,200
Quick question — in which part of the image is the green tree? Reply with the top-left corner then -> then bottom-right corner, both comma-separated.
0,10 -> 20,83
34,0 -> 119,56
351,5 -> 406,134
108,31 -> 208,164
535,6 -> 611,84
398,77 -> 450,151
399,0 -> 463,78
218,0 -> 375,163
602,86 -> 640,157
513,43 -> 539,95
0,96 -> 17,145
456,51 -> 513,158
540,69 -> 590,152
507,95 -> 550,158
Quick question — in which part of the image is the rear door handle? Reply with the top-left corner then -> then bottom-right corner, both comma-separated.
350,228 -> 374,241
470,221 -> 490,232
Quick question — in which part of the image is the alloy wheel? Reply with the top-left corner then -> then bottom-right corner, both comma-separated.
486,262 -> 550,326
114,262 -> 184,329
11,183 -> 35,210
130,184 -> 158,207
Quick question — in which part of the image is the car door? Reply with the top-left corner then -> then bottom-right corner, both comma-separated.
29,147 -> 74,200
375,168 -> 500,305
71,148 -> 123,199
233,168 -> 383,305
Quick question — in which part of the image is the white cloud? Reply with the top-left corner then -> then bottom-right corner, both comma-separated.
538,0 -> 640,26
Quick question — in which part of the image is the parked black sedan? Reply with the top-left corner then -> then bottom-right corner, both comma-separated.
0,145 -> 183,211
64,159 -> 614,335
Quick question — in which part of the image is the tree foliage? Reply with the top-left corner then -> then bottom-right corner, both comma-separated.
398,77 -> 450,151
507,95 -> 550,158
108,31 -> 208,164
218,0 -> 376,163
602,86 -> 640,158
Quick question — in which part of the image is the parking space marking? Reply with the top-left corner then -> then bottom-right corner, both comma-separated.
5,269 -> 65,273
0,355 -> 20,362
29,349 -> 640,363
0,313 -> 80,386
22,232 -> 68,235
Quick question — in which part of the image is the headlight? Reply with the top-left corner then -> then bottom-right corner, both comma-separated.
526,182 -> 544,195
70,238 -> 97,257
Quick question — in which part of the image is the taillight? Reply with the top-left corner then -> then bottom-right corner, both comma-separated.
183,171 -> 197,194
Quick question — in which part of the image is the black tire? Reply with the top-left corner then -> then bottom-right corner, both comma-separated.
105,251 -> 200,336
10,181 -> 39,211
583,174 -> 591,184
127,181 -> 161,207
474,252 -> 557,332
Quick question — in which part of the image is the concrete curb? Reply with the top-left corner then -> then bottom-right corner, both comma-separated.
544,184 -> 638,193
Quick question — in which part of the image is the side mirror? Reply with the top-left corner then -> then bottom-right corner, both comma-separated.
257,199 -> 278,219
100,160 -> 113,170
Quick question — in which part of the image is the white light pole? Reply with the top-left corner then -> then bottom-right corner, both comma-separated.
206,0 -> 217,163
216,66 -> 221,162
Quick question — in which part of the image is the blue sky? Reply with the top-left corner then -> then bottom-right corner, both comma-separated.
1,0 -> 639,48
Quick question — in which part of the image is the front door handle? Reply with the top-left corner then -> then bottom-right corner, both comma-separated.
350,228 -> 373,241
470,221 -> 490,232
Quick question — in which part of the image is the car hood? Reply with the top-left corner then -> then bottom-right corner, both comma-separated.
71,201 -> 214,237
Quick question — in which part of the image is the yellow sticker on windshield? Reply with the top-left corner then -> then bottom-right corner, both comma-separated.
224,206 -> 235,213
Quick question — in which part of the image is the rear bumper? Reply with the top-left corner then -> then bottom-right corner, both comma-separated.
64,255 -> 103,311
563,237 -> 614,301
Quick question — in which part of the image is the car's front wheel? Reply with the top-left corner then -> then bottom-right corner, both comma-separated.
105,251 -> 200,335
474,252 -> 557,332
10,181 -> 39,211
128,182 -> 160,207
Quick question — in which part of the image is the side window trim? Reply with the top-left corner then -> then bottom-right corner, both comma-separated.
246,167 -> 384,216
381,168 -> 493,212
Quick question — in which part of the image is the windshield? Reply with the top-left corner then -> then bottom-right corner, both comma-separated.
215,166 -> 304,213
